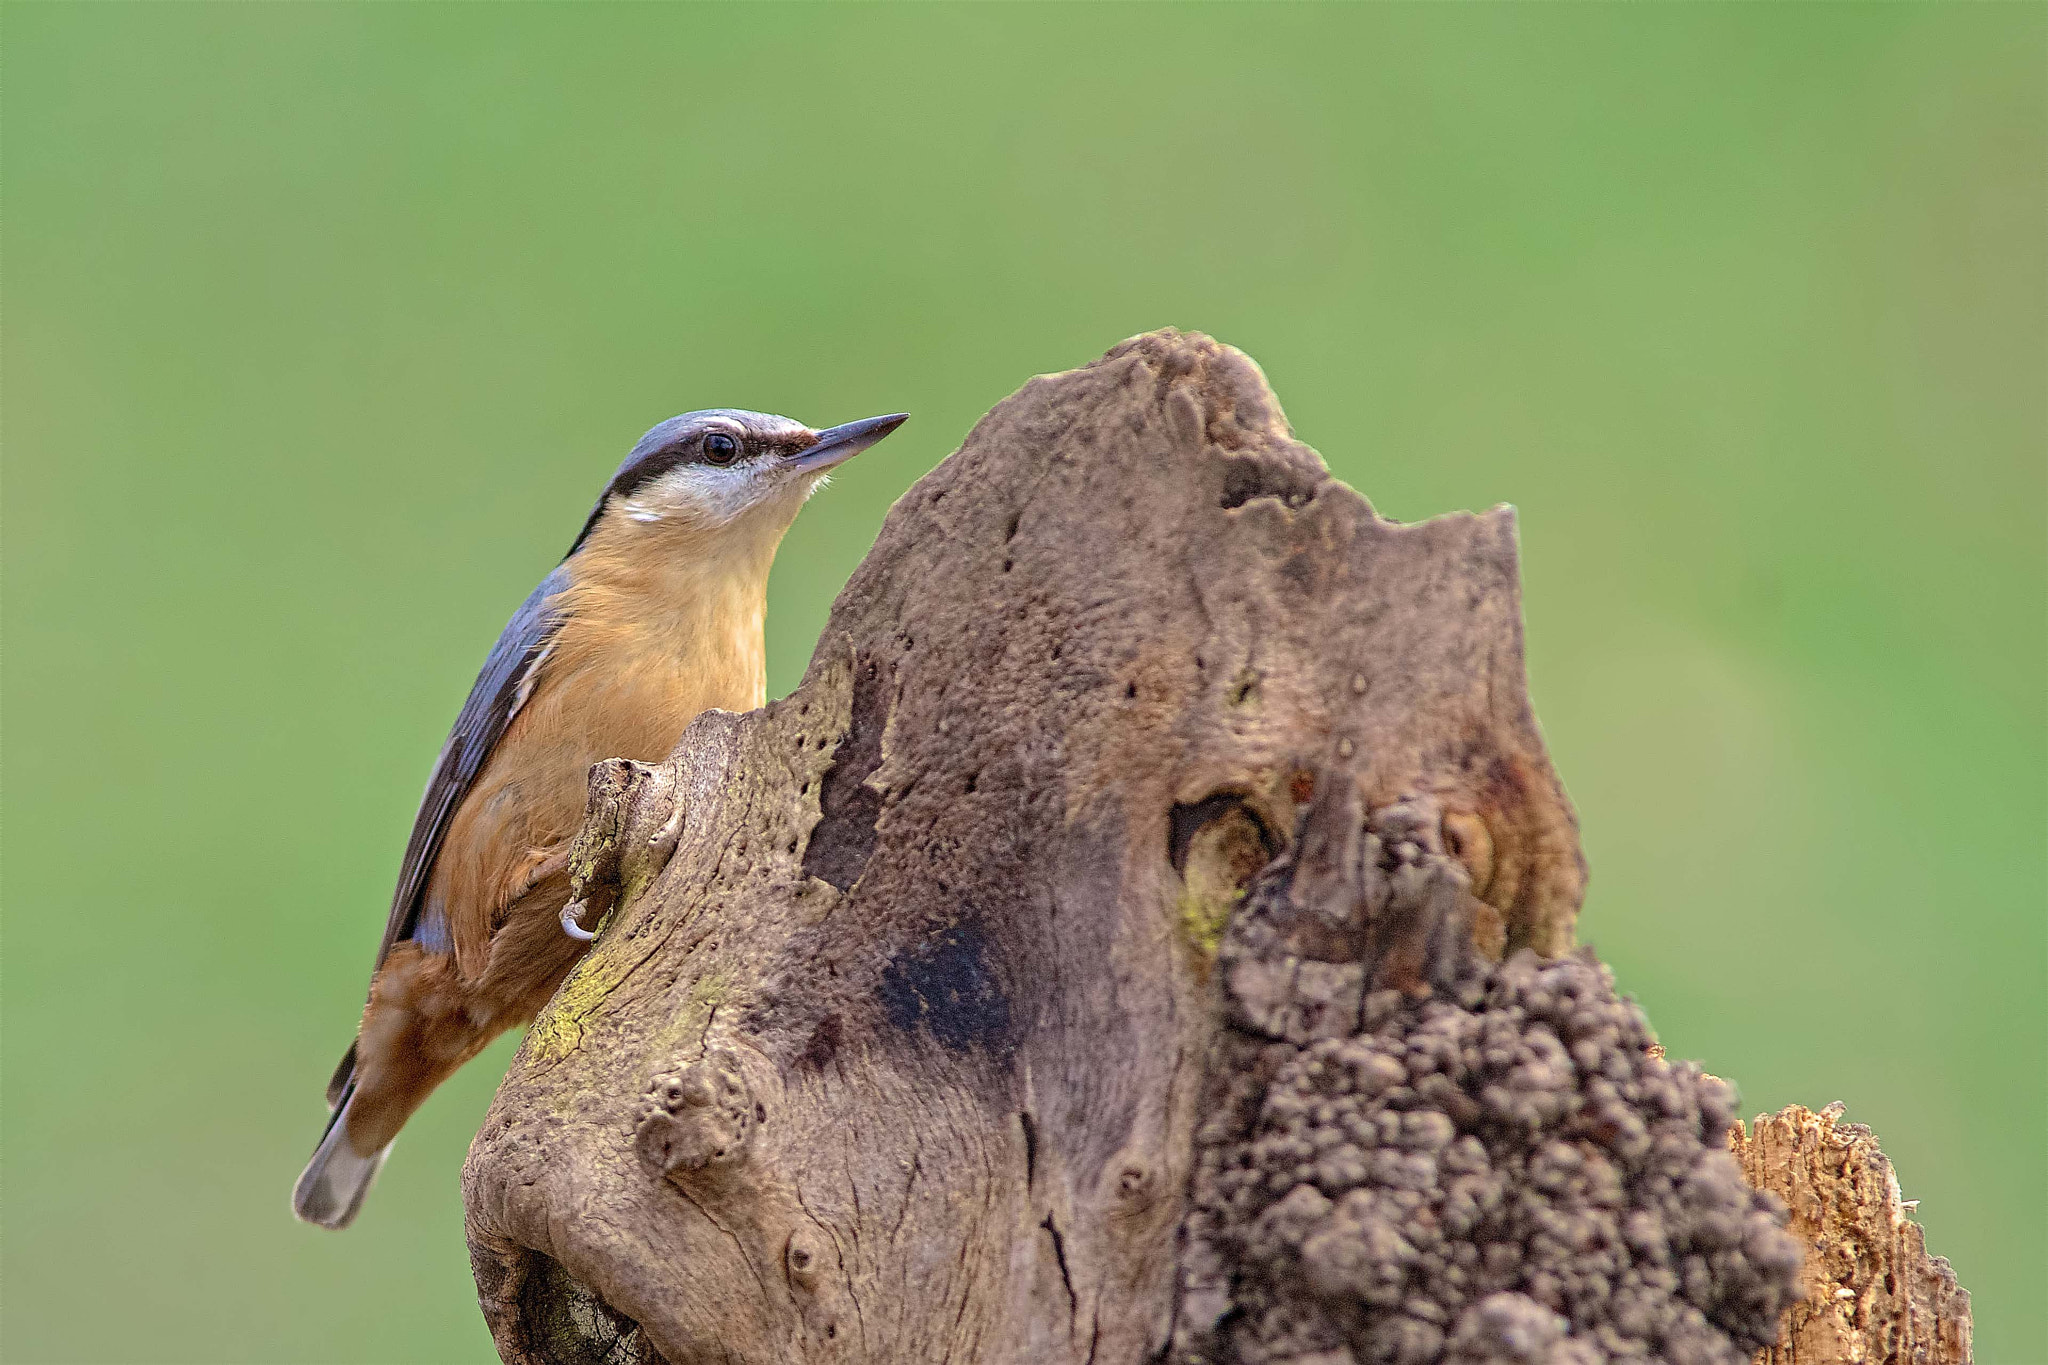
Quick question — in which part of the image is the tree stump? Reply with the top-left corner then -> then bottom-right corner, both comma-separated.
462,331 -> 1967,1365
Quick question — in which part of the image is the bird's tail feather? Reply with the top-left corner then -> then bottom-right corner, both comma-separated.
293,1091 -> 389,1230
325,1041 -> 357,1110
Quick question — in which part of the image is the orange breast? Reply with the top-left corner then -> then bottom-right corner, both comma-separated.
424,551 -> 769,978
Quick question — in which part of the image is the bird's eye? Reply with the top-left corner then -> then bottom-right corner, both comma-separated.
702,432 -> 741,466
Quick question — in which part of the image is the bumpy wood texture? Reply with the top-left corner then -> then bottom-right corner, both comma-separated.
462,331 -> 1964,1365
1732,1105 -> 1971,1365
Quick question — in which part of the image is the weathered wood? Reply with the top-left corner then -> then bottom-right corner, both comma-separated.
461,331 -> 1965,1365
1732,1104 -> 1971,1365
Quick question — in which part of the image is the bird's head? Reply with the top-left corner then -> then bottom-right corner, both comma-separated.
567,409 -> 907,558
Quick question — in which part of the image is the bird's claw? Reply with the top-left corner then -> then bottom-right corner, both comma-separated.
560,900 -> 597,942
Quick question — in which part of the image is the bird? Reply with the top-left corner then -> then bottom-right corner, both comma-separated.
293,407 -> 908,1229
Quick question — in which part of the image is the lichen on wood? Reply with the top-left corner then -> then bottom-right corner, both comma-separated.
1176,782 -> 1803,1364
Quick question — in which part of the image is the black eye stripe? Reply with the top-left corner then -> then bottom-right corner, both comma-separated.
607,449 -> 688,503
605,428 -> 761,503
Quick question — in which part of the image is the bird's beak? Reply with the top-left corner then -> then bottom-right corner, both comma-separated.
787,413 -> 909,474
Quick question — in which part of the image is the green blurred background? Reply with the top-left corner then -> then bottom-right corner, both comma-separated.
4,5 -> 2041,1362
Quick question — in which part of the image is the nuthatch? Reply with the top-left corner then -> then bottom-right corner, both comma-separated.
293,408 -> 907,1229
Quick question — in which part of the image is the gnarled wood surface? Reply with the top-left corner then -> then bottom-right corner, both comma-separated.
462,331 -> 1967,1365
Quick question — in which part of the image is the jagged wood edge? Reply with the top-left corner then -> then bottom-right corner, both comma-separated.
1733,1104 -> 1971,1365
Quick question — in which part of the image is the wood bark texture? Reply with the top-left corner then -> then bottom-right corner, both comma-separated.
1731,1105 -> 1971,1365
461,331 -> 1967,1365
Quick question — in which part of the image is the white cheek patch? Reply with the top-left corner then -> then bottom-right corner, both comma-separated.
642,463 -> 775,529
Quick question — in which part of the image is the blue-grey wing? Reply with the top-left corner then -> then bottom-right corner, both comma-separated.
325,565 -> 571,1109
372,563 -> 572,971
